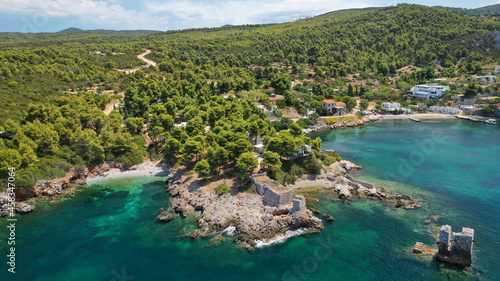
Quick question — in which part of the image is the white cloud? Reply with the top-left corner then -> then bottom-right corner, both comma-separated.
145,0 -> 373,28
0,0 -> 169,30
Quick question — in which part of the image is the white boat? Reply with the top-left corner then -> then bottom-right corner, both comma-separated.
325,149 -> 336,153
485,119 -> 497,125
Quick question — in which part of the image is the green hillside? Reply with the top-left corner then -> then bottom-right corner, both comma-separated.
1,3 -> 500,190
469,4 -> 500,15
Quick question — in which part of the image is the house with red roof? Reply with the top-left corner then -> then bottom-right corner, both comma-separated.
320,100 -> 346,116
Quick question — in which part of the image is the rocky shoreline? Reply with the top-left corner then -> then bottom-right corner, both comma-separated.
303,116 -> 380,134
329,116 -> 380,129
292,160 -> 420,209
0,162 -> 123,217
158,159 -> 420,247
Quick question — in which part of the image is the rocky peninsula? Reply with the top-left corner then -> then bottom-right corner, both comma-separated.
158,170 -> 323,247
158,159 -> 420,247
290,160 -> 420,209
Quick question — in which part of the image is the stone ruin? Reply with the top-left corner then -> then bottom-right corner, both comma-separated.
263,184 -> 293,208
290,195 -> 306,214
250,174 -> 297,210
436,225 -> 474,266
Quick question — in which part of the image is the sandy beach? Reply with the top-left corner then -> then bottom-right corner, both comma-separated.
380,113 -> 458,119
86,160 -> 169,183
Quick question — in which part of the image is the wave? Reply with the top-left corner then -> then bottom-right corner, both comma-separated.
254,228 -> 307,248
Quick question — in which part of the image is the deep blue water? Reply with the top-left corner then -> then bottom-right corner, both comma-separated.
1,118 -> 499,281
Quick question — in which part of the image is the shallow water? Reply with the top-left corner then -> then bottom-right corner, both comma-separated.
1,118 -> 498,281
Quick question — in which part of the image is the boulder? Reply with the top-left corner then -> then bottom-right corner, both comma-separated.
395,195 -> 420,209
15,202 -> 35,214
338,186 -> 352,200
157,209 -> 175,222
412,242 -> 435,255
339,160 -> 362,170
0,204 -> 9,217
323,213 -> 336,222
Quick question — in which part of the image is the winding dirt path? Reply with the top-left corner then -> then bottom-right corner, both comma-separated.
103,91 -> 124,115
115,49 -> 157,74
104,49 -> 158,114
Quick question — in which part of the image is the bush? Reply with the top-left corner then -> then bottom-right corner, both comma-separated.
483,106 -> 494,115
322,155 -> 337,166
325,117 -> 339,125
124,150 -> 144,165
303,154 -> 322,174
7,81 -> 18,88
134,135 -> 147,147
184,171 -> 194,175
289,164 -> 305,177
342,116 -> 355,122
215,183 -> 230,195
121,158 -> 133,169
296,118 -> 313,128
273,170 -> 297,185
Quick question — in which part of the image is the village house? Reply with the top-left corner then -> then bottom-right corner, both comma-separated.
429,106 -> 461,115
473,76 -> 497,84
268,95 -> 284,103
381,102 -> 401,111
321,100 -> 346,116
411,84 -> 450,99
460,105 -> 476,112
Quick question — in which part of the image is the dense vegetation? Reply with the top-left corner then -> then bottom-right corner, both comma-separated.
1,4 -> 499,190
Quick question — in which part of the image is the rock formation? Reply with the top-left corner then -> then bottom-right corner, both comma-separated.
158,173 -> 323,247
435,225 -> 474,266
329,176 -> 420,209
0,162 -> 125,217
412,242 -> 436,255
14,202 -> 35,214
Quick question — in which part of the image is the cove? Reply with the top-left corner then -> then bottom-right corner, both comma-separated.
1,118 -> 498,281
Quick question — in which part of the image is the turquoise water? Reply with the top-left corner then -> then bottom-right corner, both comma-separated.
1,119 -> 499,281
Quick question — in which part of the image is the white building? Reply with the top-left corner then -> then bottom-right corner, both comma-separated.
460,105 -> 476,112
429,106 -> 460,115
434,78 -> 448,82
473,76 -> 497,84
494,67 -> 500,74
381,102 -> 401,111
411,84 -> 450,99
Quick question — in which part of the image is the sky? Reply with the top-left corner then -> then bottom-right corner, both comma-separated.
0,0 -> 497,33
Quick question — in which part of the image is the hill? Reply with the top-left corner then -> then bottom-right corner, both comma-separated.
469,4 -> 500,15
57,27 -> 160,36
1,4 -> 500,123
1,4 -> 500,190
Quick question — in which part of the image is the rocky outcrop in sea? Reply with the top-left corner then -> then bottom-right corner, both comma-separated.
293,159 -> 420,209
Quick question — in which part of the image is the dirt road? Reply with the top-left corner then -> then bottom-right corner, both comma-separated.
115,49 -> 156,74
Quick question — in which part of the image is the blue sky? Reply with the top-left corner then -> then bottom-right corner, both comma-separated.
0,0 -> 497,33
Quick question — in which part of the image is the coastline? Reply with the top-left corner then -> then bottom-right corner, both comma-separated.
86,160 -> 169,184
380,113 -> 458,119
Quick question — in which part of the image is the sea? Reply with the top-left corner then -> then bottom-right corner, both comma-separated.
1,118 -> 499,281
